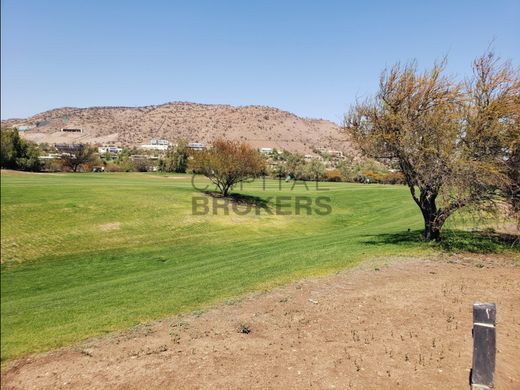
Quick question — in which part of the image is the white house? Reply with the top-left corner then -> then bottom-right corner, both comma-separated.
141,139 -> 170,151
259,147 -> 273,154
188,142 -> 205,151
17,125 -> 34,132
98,145 -> 123,154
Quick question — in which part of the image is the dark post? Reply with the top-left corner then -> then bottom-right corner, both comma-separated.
470,303 -> 496,389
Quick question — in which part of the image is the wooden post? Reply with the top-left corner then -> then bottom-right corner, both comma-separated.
470,303 -> 496,389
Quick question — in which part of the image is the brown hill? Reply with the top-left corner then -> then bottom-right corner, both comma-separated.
1,102 -> 355,155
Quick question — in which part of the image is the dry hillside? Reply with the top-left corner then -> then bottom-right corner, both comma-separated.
2,102 -> 355,154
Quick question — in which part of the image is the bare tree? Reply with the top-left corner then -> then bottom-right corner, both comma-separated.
345,52 -> 519,241
190,138 -> 266,196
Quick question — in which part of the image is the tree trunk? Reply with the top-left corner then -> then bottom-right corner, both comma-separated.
419,193 -> 443,242
220,183 -> 230,197
423,212 -> 441,241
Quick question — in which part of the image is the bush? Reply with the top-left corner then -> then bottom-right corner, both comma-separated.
382,171 -> 406,185
42,159 -> 64,172
133,159 -> 151,172
104,163 -> 124,172
325,169 -> 342,182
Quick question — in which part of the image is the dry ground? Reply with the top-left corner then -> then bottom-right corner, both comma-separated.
2,253 -> 519,390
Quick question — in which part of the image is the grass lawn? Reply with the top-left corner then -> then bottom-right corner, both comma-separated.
0,171 -> 506,361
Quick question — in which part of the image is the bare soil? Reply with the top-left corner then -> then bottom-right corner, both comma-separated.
2,253 -> 519,390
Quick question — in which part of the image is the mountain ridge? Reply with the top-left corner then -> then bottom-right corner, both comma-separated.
1,102 -> 354,154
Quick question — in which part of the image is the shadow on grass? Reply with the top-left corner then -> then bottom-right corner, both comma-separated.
202,191 -> 272,210
363,229 -> 519,253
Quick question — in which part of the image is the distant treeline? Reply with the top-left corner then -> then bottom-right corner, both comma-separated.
0,128 -> 404,184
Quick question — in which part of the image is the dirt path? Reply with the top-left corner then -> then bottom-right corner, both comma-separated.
2,254 -> 519,389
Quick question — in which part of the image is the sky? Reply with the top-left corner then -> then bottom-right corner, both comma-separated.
1,0 -> 519,123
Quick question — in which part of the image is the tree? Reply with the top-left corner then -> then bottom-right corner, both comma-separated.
160,140 -> 190,173
115,148 -> 135,172
60,144 -> 97,172
345,53 -> 519,241
0,128 -> 42,171
284,152 -> 305,179
303,160 -> 326,181
190,138 -> 266,196
270,163 -> 287,179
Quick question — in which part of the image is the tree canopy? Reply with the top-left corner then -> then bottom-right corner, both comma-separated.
345,52 -> 520,240
190,138 -> 266,196
60,144 -> 97,172
0,128 -> 42,171
159,140 -> 190,173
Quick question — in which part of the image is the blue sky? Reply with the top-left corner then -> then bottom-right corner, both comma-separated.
1,0 -> 519,123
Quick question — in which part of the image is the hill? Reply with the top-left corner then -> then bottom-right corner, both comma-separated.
1,102 -> 355,154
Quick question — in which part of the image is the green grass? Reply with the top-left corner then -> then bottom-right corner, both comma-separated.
0,171 -> 512,361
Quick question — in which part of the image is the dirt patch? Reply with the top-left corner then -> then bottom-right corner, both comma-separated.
98,222 -> 121,232
2,253 -> 519,389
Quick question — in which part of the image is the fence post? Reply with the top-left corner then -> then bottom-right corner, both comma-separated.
470,303 -> 496,390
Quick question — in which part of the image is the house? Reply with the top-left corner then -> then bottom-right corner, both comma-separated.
151,139 -> 169,146
61,128 -> 82,133
98,145 -> 123,154
38,153 -> 59,160
259,147 -> 273,154
17,125 -> 34,132
141,139 -> 170,151
188,142 -> 205,151
130,154 -> 158,161
55,143 -> 84,154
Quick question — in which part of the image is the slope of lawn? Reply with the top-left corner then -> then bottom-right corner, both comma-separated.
1,171 -> 431,361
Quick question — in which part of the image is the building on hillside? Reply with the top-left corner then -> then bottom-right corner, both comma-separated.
17,125 -> 34,132
259,147 -> 273,154
141,139 -> 170,151
304,154 -> 323,161
38,153 -> 59,161
188,142 -> 205,151
130,154 -> 159,161
98,145 -> 123,154
151,139 -> 169,146
61,128 -> 83,133
55,143 -> 84,154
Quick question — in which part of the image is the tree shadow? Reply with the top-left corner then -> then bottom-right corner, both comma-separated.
363,229 -> 519,253
202,191 -> 271,210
